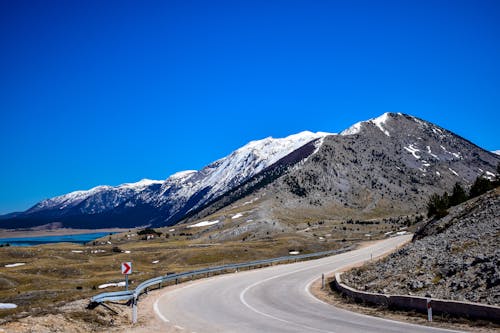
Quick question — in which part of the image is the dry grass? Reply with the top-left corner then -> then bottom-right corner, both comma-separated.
0,200 -> 421,330
0,230 -> 346,324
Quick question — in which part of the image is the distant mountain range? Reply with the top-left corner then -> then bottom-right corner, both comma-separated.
1,113 -> 498,230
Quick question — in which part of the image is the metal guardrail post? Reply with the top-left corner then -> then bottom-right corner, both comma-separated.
427,297 -> 432,322
132,296 -> 138,324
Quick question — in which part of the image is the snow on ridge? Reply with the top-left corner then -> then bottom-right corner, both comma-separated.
340,112 -> 392,136
340,121 -> 363,135
193,131 -> 332,194
157,131 -> 335,215
371,113 -> 391,136
492,150 -> 500,156
168,170 -> 197,181
119,178 -> 163,189
30,178 -> 163,212
240,131 -> 332,152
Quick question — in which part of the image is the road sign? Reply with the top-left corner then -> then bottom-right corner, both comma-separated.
122,262 -> 132,275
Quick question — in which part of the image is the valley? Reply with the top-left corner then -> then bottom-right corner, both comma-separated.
0,113 -> 498,332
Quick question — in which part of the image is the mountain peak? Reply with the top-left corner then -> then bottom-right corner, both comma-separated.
340,112 -> 401,136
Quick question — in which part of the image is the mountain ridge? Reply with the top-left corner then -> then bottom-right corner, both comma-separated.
0,131 -> 330,229
1,113 -> 498,230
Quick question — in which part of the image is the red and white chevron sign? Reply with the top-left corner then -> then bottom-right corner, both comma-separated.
121,262 -> 132,275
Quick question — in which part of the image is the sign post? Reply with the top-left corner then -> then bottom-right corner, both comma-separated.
122,262 -> 132,291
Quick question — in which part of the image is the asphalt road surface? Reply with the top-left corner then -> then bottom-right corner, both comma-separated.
154,235 -> 461,333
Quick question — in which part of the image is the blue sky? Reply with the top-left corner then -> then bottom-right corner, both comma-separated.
1,0 -> 499,214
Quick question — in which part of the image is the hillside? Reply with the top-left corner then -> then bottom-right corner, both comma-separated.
180,113 -> 499,242
342,187 -> 500,305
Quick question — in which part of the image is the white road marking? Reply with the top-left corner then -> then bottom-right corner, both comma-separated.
153,279 -> 212,326
153,298 -> 170,323
302,260 -> 464,332
239,262 -> 341,333
155,236 -> 459,333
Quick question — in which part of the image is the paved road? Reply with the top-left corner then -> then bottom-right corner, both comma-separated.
154,235 -> 460,333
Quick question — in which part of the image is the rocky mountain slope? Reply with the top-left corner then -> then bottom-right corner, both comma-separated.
342,187 -> 500,306
182,113 -> 499,241
1,113 -> 498,230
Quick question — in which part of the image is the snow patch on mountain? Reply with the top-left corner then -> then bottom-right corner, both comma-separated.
187,220 -> 220,228
404,144 -> 421,159
493,150 -> 500,156
340,112 -> 392,136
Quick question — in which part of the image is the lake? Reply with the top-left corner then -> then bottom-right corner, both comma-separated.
0,232 -> 116,246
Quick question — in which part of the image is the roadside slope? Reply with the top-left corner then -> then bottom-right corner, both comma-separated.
343,188 -> 500,305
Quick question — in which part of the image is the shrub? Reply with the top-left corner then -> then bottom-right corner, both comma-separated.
137,228 -> 162,237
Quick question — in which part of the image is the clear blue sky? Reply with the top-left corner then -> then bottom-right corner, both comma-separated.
1,0 -> 499,214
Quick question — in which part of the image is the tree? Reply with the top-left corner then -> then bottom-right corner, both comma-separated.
469,176 -> 493,199
449,183 -> 467,206
427,192 -> 449,218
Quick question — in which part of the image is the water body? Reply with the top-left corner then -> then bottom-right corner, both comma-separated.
0,232 -> 116,246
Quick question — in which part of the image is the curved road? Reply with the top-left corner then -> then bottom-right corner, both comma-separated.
153,235 -> 460,333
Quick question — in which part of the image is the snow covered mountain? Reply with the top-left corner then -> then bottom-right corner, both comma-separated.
27,179 -> 163,214
0,131 -> 330,229
2,113 -> 498,231
151,131 -> 331,220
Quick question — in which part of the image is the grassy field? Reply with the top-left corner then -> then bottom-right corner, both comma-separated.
0,232 -> 339,320
0,208 -> 420,329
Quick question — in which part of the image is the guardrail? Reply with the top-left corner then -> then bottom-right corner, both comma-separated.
332,272 -> 500,324
89,246 -> 353,323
